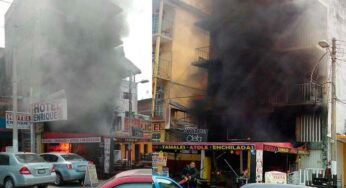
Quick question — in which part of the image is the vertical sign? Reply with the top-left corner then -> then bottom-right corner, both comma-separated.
5,111 -> 31,129
256,150 -> 263,182
104,138 -> 111,174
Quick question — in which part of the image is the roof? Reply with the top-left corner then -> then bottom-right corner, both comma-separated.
115,169 -> 152,178
101,175 -> 152,188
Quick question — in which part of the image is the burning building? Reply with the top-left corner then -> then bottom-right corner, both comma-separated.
190,0 -> 346,185
4,0 -> 139,176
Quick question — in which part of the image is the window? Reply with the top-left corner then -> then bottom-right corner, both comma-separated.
15,154 -> 45,163
114,183 -> 152,188
156,178 -> 180,188
41,154 -> 59,162
144,144 -> 148,154
0,154 -> 9,165
123,92 -> 130,99
61,154 -> 85,161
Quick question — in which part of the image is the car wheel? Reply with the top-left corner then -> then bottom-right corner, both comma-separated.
4,177 -> 14,188
37,184 -> 48,188
55,172 -> 63,186
78,179 -> 84,186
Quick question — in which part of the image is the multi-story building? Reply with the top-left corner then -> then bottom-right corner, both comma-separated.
191,0 -> 346,185
152,0 -> 209,143
5,0 -> 138,176
113,78 -> 152,165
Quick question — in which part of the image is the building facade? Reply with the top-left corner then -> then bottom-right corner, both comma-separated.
152,0 -> 209,143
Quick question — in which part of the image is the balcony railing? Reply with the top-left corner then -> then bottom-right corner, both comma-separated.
152,13 -> 173,39
193,46 -> 214,68
270,82 -> 323,106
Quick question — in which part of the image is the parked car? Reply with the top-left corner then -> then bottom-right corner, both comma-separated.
241,183 -> 312,188
100,169 -> 183,188
0,152 -> 56,188
40,152 -> 89,186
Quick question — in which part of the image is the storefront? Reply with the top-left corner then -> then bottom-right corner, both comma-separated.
153,142 -> 309,186
114,136 -> 152,167
42,132 -> 114,178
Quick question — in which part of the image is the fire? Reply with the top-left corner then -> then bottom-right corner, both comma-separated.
48,143 -> 71,152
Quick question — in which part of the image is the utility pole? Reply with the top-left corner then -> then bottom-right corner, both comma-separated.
330,37 -> 337,182
152,0 -> 164,118
12,46 -> 18,153
128,74 -> 133,137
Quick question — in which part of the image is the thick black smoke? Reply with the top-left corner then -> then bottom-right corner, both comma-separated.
192,0 -> 327,142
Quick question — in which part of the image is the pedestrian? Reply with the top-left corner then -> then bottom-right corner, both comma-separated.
180,161 -> 199,188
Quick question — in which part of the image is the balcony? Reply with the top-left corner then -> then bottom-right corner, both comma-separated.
152,13 -> 173,43
192,46 -> 214,68
269,82 -> 323,106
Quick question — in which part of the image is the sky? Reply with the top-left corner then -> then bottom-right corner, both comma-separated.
0,0 -> 152,100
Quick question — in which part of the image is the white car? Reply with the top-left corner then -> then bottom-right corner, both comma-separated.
0,152 -> 56,188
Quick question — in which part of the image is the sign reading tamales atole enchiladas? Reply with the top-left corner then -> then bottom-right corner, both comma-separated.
157,144 -> 254,151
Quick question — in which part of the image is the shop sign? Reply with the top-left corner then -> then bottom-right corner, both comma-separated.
265,171 -> 287,184
32,99 -> 67,122
157,144 -> 254,151
104,138 -> 111,174
256,150 -> 263,182
264,145 -> 291,153
152,155 -> 167,166
5,111 -> 31,129
263,145 -> 309,155
182,128 -> 208,142
84,163 -> 99,186
42,137 -> 101,143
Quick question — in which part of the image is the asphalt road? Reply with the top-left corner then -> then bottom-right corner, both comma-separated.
48,180 -> 106,188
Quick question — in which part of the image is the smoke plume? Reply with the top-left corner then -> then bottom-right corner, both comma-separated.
192,0 -> 327,142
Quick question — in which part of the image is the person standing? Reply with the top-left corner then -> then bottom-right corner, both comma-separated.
180,161 -> 199,188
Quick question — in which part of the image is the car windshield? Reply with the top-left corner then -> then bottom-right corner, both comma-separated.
15,154 -> 46,163
61,154 -> 85,161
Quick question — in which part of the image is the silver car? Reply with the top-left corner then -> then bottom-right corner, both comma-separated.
0,152 -> 56,188
40,152 -> 89,186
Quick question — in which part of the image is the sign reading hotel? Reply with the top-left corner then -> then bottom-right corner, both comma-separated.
157,144 -> 255,151
5,111 -> 31,129
32,99 -> 67,122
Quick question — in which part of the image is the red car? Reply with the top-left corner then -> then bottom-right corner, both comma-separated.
100,169 -> 152,188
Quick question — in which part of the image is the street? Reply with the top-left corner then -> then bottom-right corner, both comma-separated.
47,180 -> 106,188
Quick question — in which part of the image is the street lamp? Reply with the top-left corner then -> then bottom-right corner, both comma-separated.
319,40 -> 330,48
317,39 -> 337,183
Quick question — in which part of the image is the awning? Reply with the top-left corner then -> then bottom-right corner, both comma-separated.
153,141 -> 309,155
169,101 -> 189,112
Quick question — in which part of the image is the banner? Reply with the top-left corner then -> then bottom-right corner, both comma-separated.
5,111 -> 31,129
42,137 -> 101,143
32,99 -> 67,122
265,171 -> 287,184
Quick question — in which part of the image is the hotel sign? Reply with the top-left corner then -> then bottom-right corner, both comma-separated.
156,144 -> 254,151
